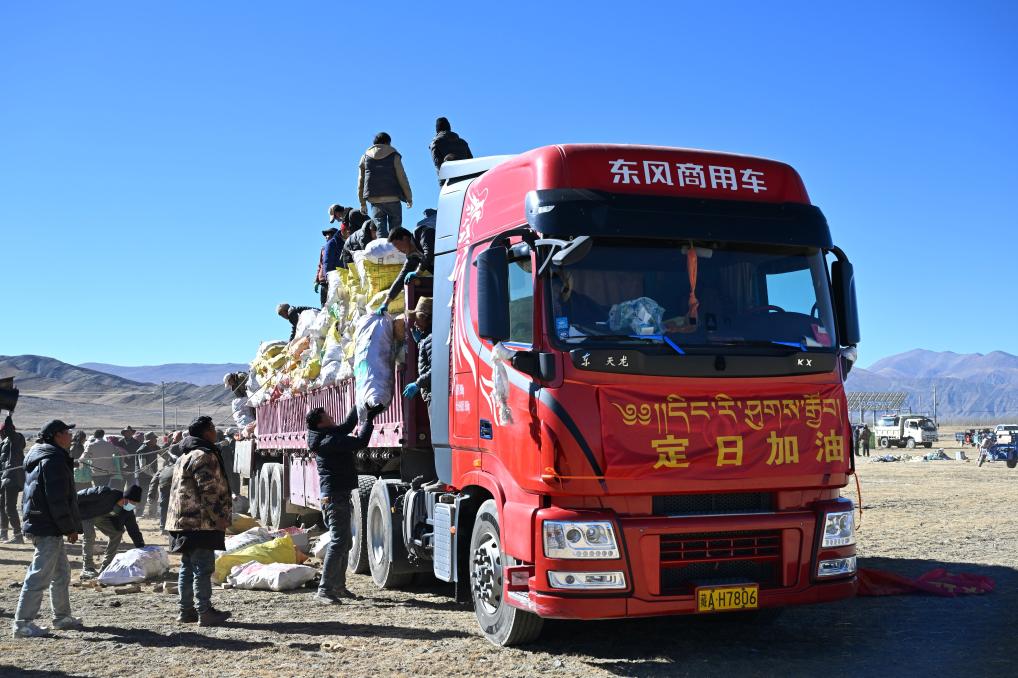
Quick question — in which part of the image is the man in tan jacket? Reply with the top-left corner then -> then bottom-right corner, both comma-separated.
166,416 -> 233,627
357,132 -> 412,237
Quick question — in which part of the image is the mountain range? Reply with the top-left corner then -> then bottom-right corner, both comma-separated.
0,355 -> 235,431
847,349 -> 1018,421
79,362 -> 247,387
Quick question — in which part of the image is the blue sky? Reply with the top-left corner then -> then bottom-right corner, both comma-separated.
1,2 -> 1015,367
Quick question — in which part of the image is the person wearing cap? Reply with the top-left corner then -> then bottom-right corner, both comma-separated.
375,215 -> 436,316
339,210 -> 376,267
276,303 -> 317,342
0,415 -> 26,544
316,208 -> 347,306
13,420 -> 83,638
77,484 -> 145,578
357,132 -> 412,237
120,426 -> 140,459
166,416 -> 233,627
402,297 -> 433,407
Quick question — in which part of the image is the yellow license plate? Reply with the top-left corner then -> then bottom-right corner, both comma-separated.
695,584 -> 759,612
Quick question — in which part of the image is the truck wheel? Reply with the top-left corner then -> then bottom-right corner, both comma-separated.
879,437 -> 889,449
257,465 -> 271,526
348,475 -> 375,574
1006,449 -> 1017,469
248,473 -> 261,522
366,481 -> 413,589
923,442 -> 933,449
469,499 -> 544,646
266,463 -> 297,530
905,438 -> 916,449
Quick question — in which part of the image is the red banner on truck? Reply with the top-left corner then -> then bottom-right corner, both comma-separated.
597,383 -> 851,479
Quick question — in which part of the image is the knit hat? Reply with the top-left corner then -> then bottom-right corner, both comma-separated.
124,485 -> 143,502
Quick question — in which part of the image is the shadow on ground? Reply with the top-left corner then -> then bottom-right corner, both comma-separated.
528,558 -> 1017,677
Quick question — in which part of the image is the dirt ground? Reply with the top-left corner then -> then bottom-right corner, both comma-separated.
1,427 -> 1015,678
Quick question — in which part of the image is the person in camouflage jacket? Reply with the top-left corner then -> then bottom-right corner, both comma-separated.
166,416 -> 233,627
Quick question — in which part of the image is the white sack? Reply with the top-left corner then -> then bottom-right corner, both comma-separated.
353,314 -> 395,410
320,360 -> 344,386
295,309 -> 319,339
362,240 -> 407,265
313,534 -> 329,560
97,546 -> 170,585
231,397 -> 255,427
226,561 -> 318,591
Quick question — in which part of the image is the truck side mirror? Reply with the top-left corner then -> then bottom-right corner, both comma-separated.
477,246 -> 511,343
831,258 -> 861,347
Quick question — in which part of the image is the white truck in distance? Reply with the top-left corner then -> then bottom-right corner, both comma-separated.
993,424 -> 1018,444
874,415 -> 939,449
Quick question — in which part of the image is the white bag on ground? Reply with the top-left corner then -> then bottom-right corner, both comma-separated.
217,527 -> 273,557
226,560 -> 318,591
313,534 -> 329,560
98,546 -> 170,585
353,314 -> 395,409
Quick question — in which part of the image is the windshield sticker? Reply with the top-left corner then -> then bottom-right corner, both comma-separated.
609,158 -> 767,193
555,316 -> 569,339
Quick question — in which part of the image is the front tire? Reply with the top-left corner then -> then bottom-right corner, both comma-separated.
922,442 -> 933,449
348,475 -> 375,574
879,437 -> 890,449
469,499 -> 543,646
905,438 -> 916,449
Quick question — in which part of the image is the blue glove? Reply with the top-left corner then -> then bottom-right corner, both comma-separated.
375,302 -> 388,315
402,382 -> 419,399
404,272 -> 418,284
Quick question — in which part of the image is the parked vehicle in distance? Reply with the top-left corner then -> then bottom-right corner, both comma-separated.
873,415 -> 938,449
993,424 -> 1018,445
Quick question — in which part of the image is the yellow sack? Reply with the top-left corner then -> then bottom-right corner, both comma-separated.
214,535 -> 296,583
229,514 -> 259,534
302,357 -> 321,380
362,261 -> 403,295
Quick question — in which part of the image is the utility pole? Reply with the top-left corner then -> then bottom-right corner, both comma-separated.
932,382 -> 938,423
161,382 -> 166,433
174,407 -> 178,430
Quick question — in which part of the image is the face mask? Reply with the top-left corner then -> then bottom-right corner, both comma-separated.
123,503 -> 136,513
410,327 -> 423,343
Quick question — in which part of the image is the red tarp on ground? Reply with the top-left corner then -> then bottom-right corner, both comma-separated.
857,567 -> 995,597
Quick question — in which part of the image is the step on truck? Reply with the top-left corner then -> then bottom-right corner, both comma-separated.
235,144 -> 862,646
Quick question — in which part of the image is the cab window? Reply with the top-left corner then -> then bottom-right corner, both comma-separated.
507,256 -> 534,344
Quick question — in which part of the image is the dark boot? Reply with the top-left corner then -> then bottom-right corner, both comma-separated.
177,609 -> 198,623
198,608 -> 231,627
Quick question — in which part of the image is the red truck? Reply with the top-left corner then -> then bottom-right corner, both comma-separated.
235,143 -> 862,646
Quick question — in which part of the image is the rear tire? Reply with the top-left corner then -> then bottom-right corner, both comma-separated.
366,481 -> 413,589
1006,449 -> 1017,469
879,437 -> 889,449
257,465 -> 271,526
266,463 -> 297,529
248,473 -> 261,522
469,499 -> 544,646
348,475 -> 375,574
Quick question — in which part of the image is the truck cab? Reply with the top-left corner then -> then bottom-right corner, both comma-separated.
874,415 -> 938,449
415,145 -> 862,644
993,424 -> 1018,444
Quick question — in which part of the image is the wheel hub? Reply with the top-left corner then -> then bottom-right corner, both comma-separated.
471,534 -> 502,615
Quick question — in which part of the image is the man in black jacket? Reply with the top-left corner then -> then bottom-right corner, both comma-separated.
306,405 -> 379,604
374,220 -> 436,315
339,211 -> 376,267
1,415 -> 26,543
133,432 -> 159,515
402,297 -> 433,407
276,303 -> 317,342
429,117 -> 472,172
13,420 -> 83,638
78,484 -> 145,578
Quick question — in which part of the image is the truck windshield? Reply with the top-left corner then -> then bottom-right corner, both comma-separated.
549,239 -> 836,351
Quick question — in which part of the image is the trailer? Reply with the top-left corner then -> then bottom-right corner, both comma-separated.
240,144 -> 862,646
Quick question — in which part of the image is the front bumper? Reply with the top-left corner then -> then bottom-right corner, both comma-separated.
516,504 -> 857,620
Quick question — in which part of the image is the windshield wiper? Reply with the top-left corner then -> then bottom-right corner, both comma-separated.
706,339 -> 806,351
578,334 -> 686,355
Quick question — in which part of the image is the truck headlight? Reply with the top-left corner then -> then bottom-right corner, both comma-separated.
543,520 -> 620,559
821,510 -> 855,548
818,556 -> 857,578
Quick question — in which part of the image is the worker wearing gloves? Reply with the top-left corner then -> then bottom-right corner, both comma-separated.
13,420 -> 83,638
306,404 -> 381,605
77,484 -> 145,579
401,297 -> 433,406
374,214 -> 436,316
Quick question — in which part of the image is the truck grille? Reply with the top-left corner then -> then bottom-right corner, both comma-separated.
659,531 -> 782,595
652,493 -> 774,516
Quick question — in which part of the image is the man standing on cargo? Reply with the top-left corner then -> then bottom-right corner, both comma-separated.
12,420 -> 83,638
429,117 -> 472,172
316,223 -> 344,307
374,217 -> 436,315
357,132 -> 412,237
306,405 -> 380,604
166,416 -> 233,627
